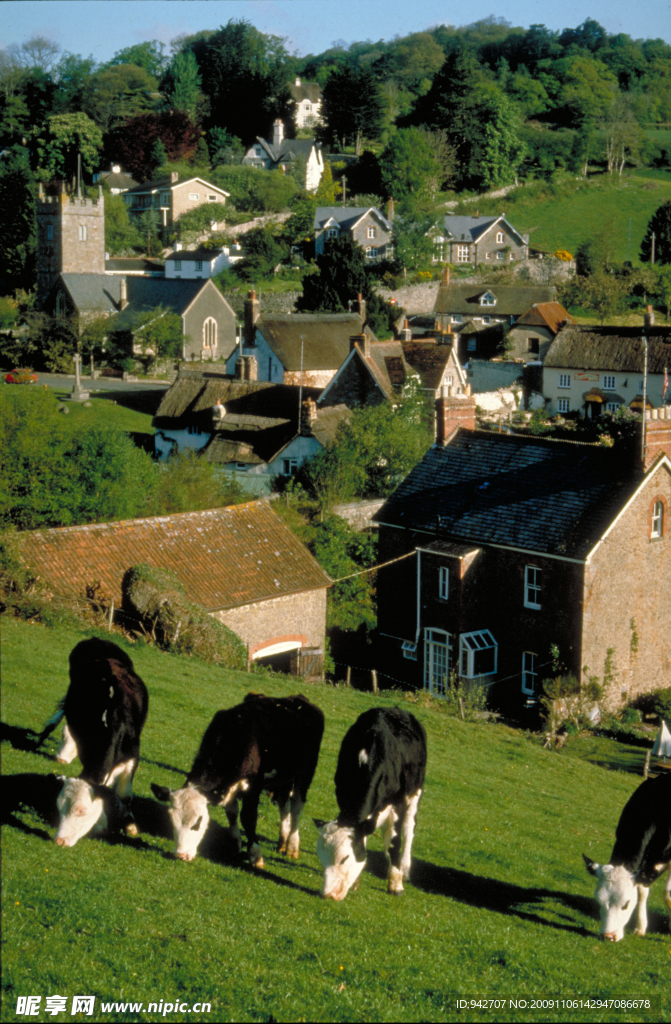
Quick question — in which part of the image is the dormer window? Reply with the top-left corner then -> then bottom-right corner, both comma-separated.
367,227 -> 376,239
328,228 -> 338,238
496,231 -> 504,243
480,292 -> 496,306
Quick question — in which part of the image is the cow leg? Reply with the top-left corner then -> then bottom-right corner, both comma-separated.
240,787 -> 264,868
106,759 -> 139,836
632,883 -> 649,937
387,789 -> 421,895
399,789 -> 421,880
224,796 -> 242,855
277,798 -> 291,854
56,724 -> 78,765
664,868 -> 671,930
285,790 -> 306,859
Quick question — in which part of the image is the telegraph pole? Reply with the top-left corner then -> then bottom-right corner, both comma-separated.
641,333 -> 648,467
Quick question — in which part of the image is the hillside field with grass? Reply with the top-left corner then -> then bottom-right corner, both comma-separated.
2,618 -> 669,1023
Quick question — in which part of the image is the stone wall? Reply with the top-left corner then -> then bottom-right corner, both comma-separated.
212,587 -> 327,656
332,499 -> 385,531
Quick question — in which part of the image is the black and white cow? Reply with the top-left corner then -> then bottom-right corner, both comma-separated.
38,638 -> 149,848
315,707 -> 427,901
584,773 -> 671,941
151,693 -> 325,868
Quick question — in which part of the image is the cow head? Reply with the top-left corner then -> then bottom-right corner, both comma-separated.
314,817 -> 376,901
55,777 -> 108,848
151,782 -> 209,861
583,855 -> 637,941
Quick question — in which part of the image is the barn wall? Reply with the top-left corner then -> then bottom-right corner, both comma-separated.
211,588 -> 327,656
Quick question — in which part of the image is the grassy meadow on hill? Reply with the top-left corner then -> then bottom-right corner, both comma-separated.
2,617 -> 669,1024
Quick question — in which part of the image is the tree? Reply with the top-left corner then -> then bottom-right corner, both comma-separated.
320,64 -> 383,152
208,126 -> 243,166
105,110 -> 199,180
83,63 -> 159,132
150,138 -> 168,174
232,226 -> 289,281
379,127 -> 441,200
296,234 -> 399,337
106,41 -> 167,80
392,209 -> 438,271
6,36 -> 60,74
105,191 -> 142,255
176,202 -> 227,243
36,111 -> 103,184
0,145 -> 36,292
131,306 -> 184,368
164,50 -> 203,120
53,52 -> 97,114
640,201 -> 671,265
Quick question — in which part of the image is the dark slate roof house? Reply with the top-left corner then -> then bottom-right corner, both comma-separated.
242,121 -> 324,191
432,214 -> 529,265
372,390 -> 671,711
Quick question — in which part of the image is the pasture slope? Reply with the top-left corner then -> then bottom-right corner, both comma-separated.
1,617 -> 669,1024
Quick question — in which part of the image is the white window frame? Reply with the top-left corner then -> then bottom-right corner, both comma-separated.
482,316 -> 491,325
459,630 -> 498,679
603,375 -> 616,390
651,501 -> 664,539
481,293 -> 496,306
451,314 -> 463,324
78,224 -> 87,241
521,652 -> 537,695
160,192 -> 170,206
402,641 -> 417,661
439,566 -> 449,600
327,228 -> 338,238
557,398 -> 570,414
457,245 -> 470,262
496,231 -> 504,244
606,401 -> 620,414
189,192 -> 200,200
203,317 -> 217,350
207,194 -> 217,201
496,251 -> 505,260
367,226 -> 376,239
174,260 -> 182,271
524,565 -> 542,610
424,628 -> 452,696
195,260 -> 203,272
558,374 -> 571,389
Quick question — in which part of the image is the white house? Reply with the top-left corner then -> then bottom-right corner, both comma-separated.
242,121 -> 324,192
165,247 -> 230,279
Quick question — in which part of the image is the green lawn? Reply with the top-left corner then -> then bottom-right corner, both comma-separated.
2,617 -> 669,1023
460,173 -> 671,265
47,389 -> 158,445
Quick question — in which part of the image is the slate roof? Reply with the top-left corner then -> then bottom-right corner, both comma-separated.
544,325 -> 671,374
165,247 -> 223,262
15,502 -> 331,612
58,274 -> 213,324
439,214 -> 527,246
257,137 -> 321,165
513,302 -> 574,335
314,206 -> 392,233
374,429 -> 635,560
104,257 -> 164,275
435,284 -> 556,317
123,176 -> 229,196
258,314 -> 376,371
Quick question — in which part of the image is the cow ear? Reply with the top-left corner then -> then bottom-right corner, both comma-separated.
151,783 -> 172,802
583,853 -> 599,875
313,817 -> 327,830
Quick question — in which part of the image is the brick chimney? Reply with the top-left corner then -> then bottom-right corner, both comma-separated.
272,119 -> 284,148
234,355 -> 258,381
644,305 -> 655,329
243,289 -> 260,347
441,266 -> 450,286
644,406 -> 671,470
119,277 -> 128,311
435,385 -> 477,445
353,293 -> 366,326
300,398 -> 317,435
350,332 -> 370,357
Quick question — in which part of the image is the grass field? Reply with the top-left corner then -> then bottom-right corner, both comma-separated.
468,173 -> 671,266
2,617 -> 669,1024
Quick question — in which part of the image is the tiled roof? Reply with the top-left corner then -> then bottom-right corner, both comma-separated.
16,502 -> 331,612
544,325 -> 671,373
258,313 -> 376,371
514,301 -> 574,335
435,284 -> 556,317
374,429 -> 635,559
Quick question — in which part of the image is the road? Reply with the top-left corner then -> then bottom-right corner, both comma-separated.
32,372 -> 170,395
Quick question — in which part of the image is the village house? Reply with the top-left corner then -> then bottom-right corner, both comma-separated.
289,77 -> 323,129
314,206 -> 393,261
318,322 -> 466,411
543,320 -> 671,417
505,301 -> 575,363
164,246 -> 229,279
431,213 -> 529,266
153,368 -> 350,494
14,502 -> 331,674
92,163 -> 138,194
242,120 -> 324,192
228,290 -> 377,387
122,173 -> 229,231
373,390 -> 671,712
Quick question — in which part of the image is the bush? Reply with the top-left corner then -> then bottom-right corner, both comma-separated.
633,687 -> 671,721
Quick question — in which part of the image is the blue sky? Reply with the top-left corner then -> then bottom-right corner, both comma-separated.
2,0 -> 670,64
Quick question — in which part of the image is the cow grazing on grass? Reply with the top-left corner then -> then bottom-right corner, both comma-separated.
584,774 -> 671,941
151,693 -> 325,868
38,638 -> 149,848
315,707 -> 427,901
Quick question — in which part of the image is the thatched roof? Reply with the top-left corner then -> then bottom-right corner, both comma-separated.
435,284 -> 556,317
545,325 -> 671,373
258,313 -> 376,371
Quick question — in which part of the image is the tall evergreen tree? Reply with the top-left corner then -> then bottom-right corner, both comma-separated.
640,201 -> 671,265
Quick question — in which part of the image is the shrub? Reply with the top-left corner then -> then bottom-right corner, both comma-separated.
633,686 -> 671,721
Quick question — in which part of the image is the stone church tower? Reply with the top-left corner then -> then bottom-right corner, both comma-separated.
36,187 -> 105,309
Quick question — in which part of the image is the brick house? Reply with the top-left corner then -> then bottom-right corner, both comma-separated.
373,391 -> 671,712
122,173 -> 229,231
431,214 -> 529,266
227,290 -> 377,387
242,120 -> 324,192
14,502 -> 331,673
318,325 -> 466,410
153,368 -> 349,494
543,323 -> 671,417
505,302 -> 574,363
314,206 -> 393,261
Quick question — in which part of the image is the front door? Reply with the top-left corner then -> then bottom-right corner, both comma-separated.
424,628 -> 452,696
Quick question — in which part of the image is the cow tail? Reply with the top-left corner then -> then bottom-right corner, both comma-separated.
37,702 -> 65,746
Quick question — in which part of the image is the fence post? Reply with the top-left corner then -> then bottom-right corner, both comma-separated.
108,601 -> 114,632
371,670 -> 379,694
346,666 -> 351,687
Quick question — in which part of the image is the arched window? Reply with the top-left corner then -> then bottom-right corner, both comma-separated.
78,224 -> 87,241
496,231 -> 504,243
651,500 -> 664,538
203,318 -> 217,350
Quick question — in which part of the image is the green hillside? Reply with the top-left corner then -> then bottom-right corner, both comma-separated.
2,618 -> 668,1023
470,172 -> 671,266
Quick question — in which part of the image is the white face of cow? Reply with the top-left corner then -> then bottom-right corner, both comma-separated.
316,820 -> 367,901
586,861 -> 638,941
159,785 -> 210,861
55,778 -> 106,848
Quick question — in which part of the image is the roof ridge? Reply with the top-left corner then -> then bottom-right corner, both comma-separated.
26,501 -> 270,536
460,427 -> 608,449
